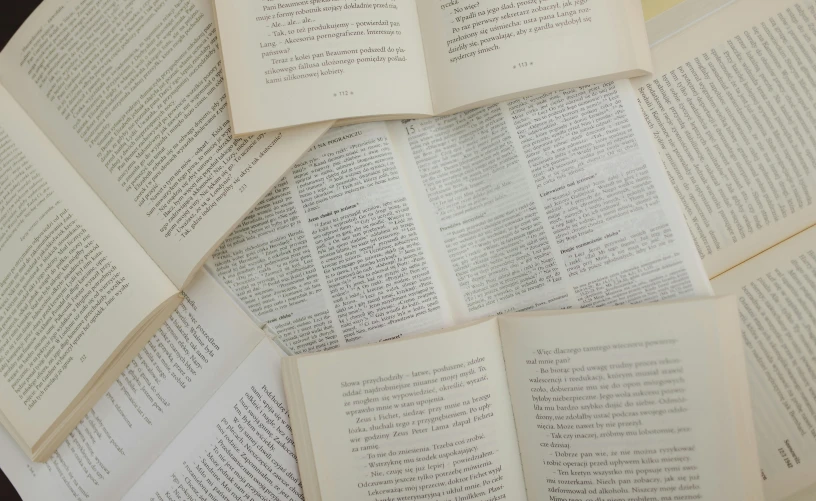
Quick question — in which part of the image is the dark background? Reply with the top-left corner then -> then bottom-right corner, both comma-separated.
1,3 -> 42,499
0,2 -> 40,50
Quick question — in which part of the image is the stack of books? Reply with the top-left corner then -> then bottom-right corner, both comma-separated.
0,0 -> 813,500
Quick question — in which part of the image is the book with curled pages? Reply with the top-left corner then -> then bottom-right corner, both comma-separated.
0,0 -> 328,462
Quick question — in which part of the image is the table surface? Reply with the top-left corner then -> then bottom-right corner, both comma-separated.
0,8 -> 39,501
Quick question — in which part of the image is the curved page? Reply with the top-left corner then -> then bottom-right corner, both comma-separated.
0,272 -> 263,500
0,85 -> 176,453
0,0 -> 330,288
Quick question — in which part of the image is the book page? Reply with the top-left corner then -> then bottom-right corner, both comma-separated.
389,80 -> 712,322
786,484 -> 816,501
642,0 -> 687,20
122,339 -> 299,500
210,82 -> 712,354
643,0 -> 733,45
288,319 -> 527,501
0,0 -> 330,289
633,0 -> 816,278
499,298 -> 762,501
0,271 -> 264,500
416,0 -> 652,114
206,123 -> 452,353
213,0 -> 433,134
712,225 -> 816,501
0,84 -> 178,452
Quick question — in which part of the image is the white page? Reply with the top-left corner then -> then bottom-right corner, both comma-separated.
389,80 -> 712,322
0,84 -> 177,451
291,319 -> 528,500
0,0 -> 330,288
213,0 -> 433,134
210,82 -> 712,355
499,298 -> 762,501
0,271 -> 263,500
122,339 -> 299,500
207,123 -> 452,353
712,225 -> 816,501
633,0 -> 816,278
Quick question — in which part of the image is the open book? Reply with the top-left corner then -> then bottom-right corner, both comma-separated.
632,1 -> 816,498
205,79 -> 712,354
282,297 -> 762,501
212,0 -> 653,135
0,0 -> 327,462
0,271 -> 307,500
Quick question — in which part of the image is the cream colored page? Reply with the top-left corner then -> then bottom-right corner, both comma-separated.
0,0 -> 329,288
214,0 -> 433,134
786,484 -> 816,501
712,225 -> 816,501
642,0 -> 687,19
644,0 -> 734,45
0,83 -> 177,445
417,0 -> 652,113
499,299 -> 761,501
0,271 -> 265,500
294,319 -> 527,500
122,339 -> 299,501
0,85 -> 177,449
634,0 -> 816,279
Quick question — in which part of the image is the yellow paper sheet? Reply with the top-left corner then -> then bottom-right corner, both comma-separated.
642,0 -> 686,19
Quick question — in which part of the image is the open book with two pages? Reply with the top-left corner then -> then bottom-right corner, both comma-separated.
0,0 -> 330,461
283,296 -> 760,501
213,0 -> 653,134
